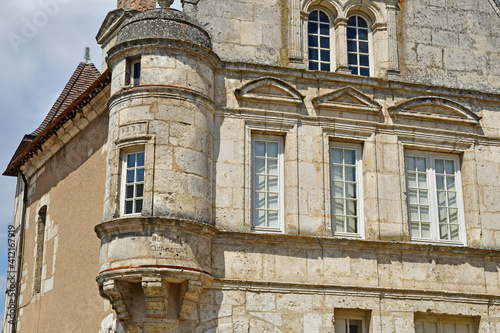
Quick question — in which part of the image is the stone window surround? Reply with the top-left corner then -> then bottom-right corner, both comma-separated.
334,308 -> 371,333
330,142 -> 364,238
251,134 -> 285,233
120,150 -> 146,216
110,135 -> 155,219
244,122 -> 294,234
294,0 -> 400,77
307,8 -> 335,72
414,313 -> 477,333
404,150 -> 467,246
33,205 -> 47,295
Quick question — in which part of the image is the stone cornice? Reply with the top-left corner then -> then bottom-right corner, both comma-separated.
212,279 -> 500,304
217,63 -> 500,103
212,230 -> 500,259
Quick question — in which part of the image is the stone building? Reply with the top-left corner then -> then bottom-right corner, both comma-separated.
3,0 -> 500,332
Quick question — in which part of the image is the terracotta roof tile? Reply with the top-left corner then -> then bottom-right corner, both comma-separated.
30,61 -> 101,136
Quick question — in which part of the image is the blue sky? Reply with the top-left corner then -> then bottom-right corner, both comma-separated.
0,0 -> 182,326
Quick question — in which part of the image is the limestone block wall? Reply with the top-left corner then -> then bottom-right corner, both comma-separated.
213,67 -> 500,249
186,0 -> 500,92
188,284 -> 498,332
185,0 -> 283,65
104,50 -> 215,222
400,0 -> 500,93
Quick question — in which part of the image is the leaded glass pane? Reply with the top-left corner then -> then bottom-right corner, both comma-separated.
253,139 -> 281,229
255,158 -> 265,174
135,199 -> 143,213
267,142 -> 278,158
137,152 -> 144,166
268,211 -> 279,228
331,147 -> 360,234
268,159 -> 278,175
127,154 -> 136,168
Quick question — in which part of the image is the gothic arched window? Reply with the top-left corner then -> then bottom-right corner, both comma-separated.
308,10 -> 331,71
347,15 -> 370,76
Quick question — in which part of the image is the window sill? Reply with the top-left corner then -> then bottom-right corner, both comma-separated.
410,238 -> 466,247
252,227 -> 284,234
333,232 -> 363,240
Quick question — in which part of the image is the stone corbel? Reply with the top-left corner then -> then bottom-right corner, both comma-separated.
142,275 -> 167,319
179,280 -> 203,320
101,280 -> 132,321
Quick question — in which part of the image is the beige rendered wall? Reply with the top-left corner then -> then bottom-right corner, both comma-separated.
15,91 -> 112,333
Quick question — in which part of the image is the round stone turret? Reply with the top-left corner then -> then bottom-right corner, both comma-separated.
96,8 -> 218,331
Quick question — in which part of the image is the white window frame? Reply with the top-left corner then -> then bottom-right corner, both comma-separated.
335,309 -> 370,333
414,315 -> 474,333
120,150 -> 145,216
251,136 -> 284,233
307,8 -> 335,72
346,14 -> 374,77
405,151 -> 466,245
330,143 -> 364,238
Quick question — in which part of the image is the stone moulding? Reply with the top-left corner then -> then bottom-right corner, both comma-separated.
312,86 -> 382,114
96,9 -> 137,45
235,77 -> 304,106
108,85 -> 215,113
389,96 -> 481,125
96,217 -> 216,328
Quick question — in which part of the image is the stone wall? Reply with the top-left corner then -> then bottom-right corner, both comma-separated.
186,0 -> 500,92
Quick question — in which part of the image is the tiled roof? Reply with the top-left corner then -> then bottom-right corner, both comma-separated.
30,61 -> 101,137
4,64 -> 110,177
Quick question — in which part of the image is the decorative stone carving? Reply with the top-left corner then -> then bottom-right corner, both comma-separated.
313,86 -> 382,113
389,97 -> 481,125
235,77 -> 304,106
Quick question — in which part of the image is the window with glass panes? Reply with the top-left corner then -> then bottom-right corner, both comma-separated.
331,145 -> 362,235
308,10 -> 331,71
405,153 -> 464,243
347,16 -> 370,77
122,151 -> 145,215
335,318 -> 364,333
252,138 -> 282,231
415,319 -> 472,333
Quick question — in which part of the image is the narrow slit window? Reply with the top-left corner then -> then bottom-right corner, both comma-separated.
308,10 -> 331,72
126,58 -> 141,87
132,60 -> 141,87
347,16 -> 370,77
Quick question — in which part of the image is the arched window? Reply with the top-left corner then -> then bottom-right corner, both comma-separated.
308,10 -> 331,71
347,15 -> 370,77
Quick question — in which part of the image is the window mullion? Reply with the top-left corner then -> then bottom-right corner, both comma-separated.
428,157 -> 439,242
